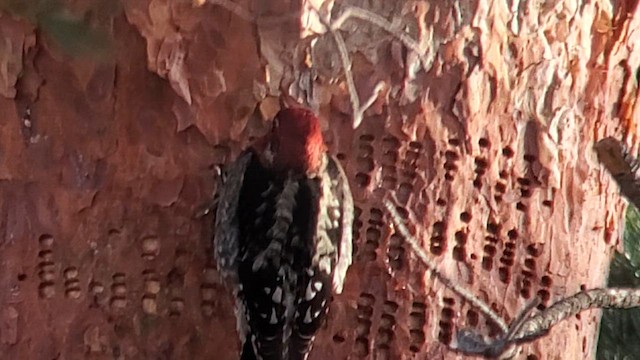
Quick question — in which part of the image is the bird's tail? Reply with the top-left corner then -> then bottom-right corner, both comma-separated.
241,339 -> 257,360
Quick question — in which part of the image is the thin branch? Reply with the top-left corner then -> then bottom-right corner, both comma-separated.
329,6 -> 430,70
455,288 -> 640,358
311,7 -> 385,129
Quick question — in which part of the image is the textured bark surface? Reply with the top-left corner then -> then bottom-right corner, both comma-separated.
0,0 -> 639,359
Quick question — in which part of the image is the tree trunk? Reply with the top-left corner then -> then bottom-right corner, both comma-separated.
0,0 -> 637,359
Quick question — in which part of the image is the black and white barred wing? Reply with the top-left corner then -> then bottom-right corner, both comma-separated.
289,155 -> 353,359
324,155 -> 353,294
214,151 -> 253,283
595,137 -> 640,209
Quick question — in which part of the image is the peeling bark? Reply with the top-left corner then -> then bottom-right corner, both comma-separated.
0,0 -> 639,359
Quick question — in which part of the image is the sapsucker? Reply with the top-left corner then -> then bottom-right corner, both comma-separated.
214,108 -> 354,360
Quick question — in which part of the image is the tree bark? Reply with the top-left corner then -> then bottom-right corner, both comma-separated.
0,0 -> 638,359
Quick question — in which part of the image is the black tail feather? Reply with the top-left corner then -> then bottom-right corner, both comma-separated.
241,339 -> 257,360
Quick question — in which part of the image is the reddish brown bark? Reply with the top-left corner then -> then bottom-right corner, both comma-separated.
0,0 -> 639,359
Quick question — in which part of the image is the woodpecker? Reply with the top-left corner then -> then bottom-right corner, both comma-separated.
214,108 -> 354,360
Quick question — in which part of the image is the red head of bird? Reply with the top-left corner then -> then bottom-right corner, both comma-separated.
269,108 -> 326,175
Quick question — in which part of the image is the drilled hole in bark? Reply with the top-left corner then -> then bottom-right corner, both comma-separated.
473,178 -> 482,189
493,182 -> 505,192
444,161 -> 458,171
382,151 -> 398,164
478,138 -> 490,148
524,258 -> 536,269
436,198 -> 447,206
502,147 -> 514,157
369,207 -> 383,223
527,355 -> 539,360
388,259 -> 401,270
409,312 -> 425,329
382,135 -> 400,148
498,267 -> 510,283
387,245 -> 404,258
387,246 -> 405,270
38,281 -> 55,298
499,170 -> 508,179
444,173 -> 454,181
354,337 -> 369,356
362,242 -> 378,261
448,138 -> 461,146
437,323 -> 453,344
333,334 -> 346,343
394,206 -> 408,219
537,289 -> 550,302
357,318 -> 372,336
357,157 -> 375,172
443,297 -> 455,306
366,228 -> 381,242
359,144 -> 374,157
358,293 -> 375,306
377,328 -> 393,344
521,188 -> 532,198
374,345 -> 389,360
355,173 -> 371,187
487,222 -> 500,234
441,307 -> 455,320
397,182 -> 413,203
542,199 -> 553,207
383,300 -> 399,313
500,257 -> 514,267
516,202 -> 527,211
408,140 -> 422,150
359,134 -> 374,142
382,175 -> 397,190
444,150 -> 459,160
541,275 -> 553,287
485,236 -> 498,244
475,157 -> 488,169
460,212 -> 471,222
389,234 -> 403,247
38,250 -> 53,259
39,234 -> 55,247
482,256 -> 493,270
526,244 -> 541,257
430,243 -> 444,255
466,309 -> 479,326
517,177 -> 532,186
